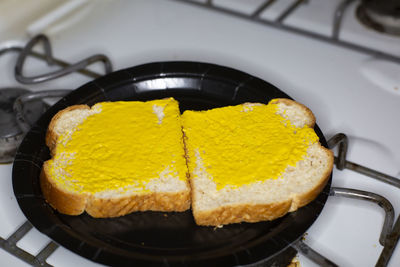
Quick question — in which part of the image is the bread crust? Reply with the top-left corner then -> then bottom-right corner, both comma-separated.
40,161 -> 88,215
46,105 -> 89,154
193,200 -> 292,226
269,98 -> 316,127
41,105 -> 91,215
288,146 -> 333,212
86,191 -> 191,218
270,98 -> 332,212
41,103 -> 191,218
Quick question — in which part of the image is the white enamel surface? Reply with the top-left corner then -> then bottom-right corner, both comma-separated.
0,0 -> 400,266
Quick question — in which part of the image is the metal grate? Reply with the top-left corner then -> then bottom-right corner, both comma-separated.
0,221 -> 58,267
0,35 -> 112,84
14,34 -> 112,84
172,0 -> 400,64
327,134 -> 400,267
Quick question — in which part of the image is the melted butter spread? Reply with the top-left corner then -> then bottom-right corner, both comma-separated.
49,98 -> 187,193
182,102 -> 319,189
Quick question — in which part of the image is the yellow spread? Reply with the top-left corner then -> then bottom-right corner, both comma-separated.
49,98 -> 187,193
182,101 -> 319,189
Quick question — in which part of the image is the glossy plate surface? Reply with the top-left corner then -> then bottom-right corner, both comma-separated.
13,62 -> 331,266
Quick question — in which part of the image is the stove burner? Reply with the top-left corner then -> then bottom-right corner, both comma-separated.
0,88 -> 47,163
356,0 -> 400,36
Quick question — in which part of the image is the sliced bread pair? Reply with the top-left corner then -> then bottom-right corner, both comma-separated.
41,97 -> 333,226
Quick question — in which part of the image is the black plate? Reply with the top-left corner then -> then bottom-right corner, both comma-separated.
13,62 -> 331,266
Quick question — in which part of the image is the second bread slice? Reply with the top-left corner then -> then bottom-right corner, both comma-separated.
182,99 -> 333,226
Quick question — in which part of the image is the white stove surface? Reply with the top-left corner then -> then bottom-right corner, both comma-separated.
1,0 -> 400,266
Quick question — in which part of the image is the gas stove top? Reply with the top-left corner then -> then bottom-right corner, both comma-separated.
1,0 -> 400,266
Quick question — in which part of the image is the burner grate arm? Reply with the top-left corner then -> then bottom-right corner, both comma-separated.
328,133 -> 400,266
0,221 -> 58,267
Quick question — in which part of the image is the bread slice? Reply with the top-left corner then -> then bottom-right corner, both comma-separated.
182,98 -> 333,226
41,98 -> 191,218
